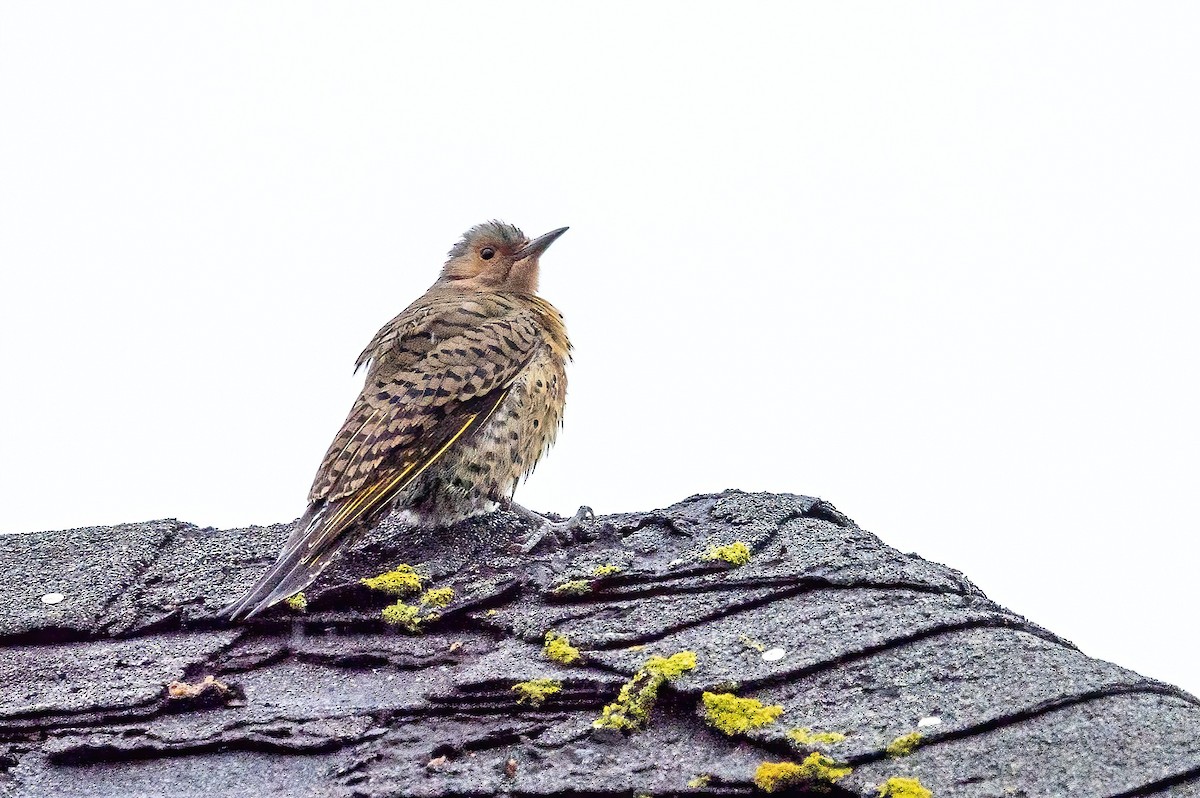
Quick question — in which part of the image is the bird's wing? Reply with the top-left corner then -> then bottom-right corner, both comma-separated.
218,307 -> 540,620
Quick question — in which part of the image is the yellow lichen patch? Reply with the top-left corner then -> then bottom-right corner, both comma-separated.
687,774 -> 711,789
788,727 -> 848,747
701,541 -> 751,566
381,601 -> 424,632
544,631 -> 583,665
361,564 -> 423,596
593,651 -> 697,732
591,564 -> 623,577
701,691 -> 783,736
878,776 -> 933,798
886,732 -> 923,758
420,587 -> 454,607
284,592 -> 307,612
752,754 -> 852,793
552,579 -> 591,596
511,678 -> 562,706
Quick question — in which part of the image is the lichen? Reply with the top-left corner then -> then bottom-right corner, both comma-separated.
361,564 -> 423,596
591,564 -> 623,577
552,579 -> 591,596
788,727 -> 848,747
592,651 -> 696,731
167,675 -> 230,701
878,776 -> 933,798
381,601 -> 424,632
739,635 -> 766,652
752,754 -> 852,793
701,691 -> 783,735
544,631 -> 583,665
886,731 -> 923,758
420,587 -> 454,607
284,592 -> 307,612
701,541 -> 751,566
511,678 -> 562,706
687,774 -> 711,788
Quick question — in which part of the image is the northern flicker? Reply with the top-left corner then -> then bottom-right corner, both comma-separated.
219,221 -> 583,620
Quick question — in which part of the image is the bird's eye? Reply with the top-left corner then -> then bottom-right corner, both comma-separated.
480,247 -> 496,260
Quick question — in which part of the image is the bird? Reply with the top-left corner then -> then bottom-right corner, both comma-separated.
219,221 -> 585,620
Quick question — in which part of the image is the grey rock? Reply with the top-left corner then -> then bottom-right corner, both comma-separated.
1,490 -> 1197,797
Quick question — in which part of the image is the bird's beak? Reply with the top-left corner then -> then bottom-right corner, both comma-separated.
514,226 -> 569,261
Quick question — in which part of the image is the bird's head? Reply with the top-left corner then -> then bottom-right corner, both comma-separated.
439,221 -> 568,293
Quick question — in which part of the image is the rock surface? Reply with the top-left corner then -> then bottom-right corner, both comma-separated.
1,491 -> 1197,797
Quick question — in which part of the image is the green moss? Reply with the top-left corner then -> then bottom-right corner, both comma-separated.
511,678 -> 562,706
886,731 -> 923,758
701,691 -> 783,735
701,541 -> 751,566
687,774 -> 711,788
544,631 -> 583,665
878,776 -> 932,798
592,651 -> 697,731
380,601 -> 423,632
752,753 -> 852,793
420,587 -> 454,607
552,579 -> 592,596
361,564 -> 423,596
591,564 -> 623,577
284,592 -> 307,612
787,727 -> 847,747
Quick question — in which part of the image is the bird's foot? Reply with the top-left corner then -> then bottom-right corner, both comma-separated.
503,502 -> 594,553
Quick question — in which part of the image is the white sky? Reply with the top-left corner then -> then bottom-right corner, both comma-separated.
2,4 -> 1198,695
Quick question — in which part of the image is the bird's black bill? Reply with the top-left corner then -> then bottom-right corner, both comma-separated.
514,226 -> 568,261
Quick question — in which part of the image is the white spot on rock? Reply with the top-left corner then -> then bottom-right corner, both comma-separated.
762,647 -> 786,662
41,593 -> 65,605
918,715 -> 942,728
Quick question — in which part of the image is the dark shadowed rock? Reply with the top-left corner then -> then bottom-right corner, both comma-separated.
1,491 -> 1198,797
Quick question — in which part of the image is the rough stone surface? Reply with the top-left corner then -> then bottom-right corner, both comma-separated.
2,490 -> 1198,797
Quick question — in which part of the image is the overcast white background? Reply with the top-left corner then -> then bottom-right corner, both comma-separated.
2,4 -> 1197,694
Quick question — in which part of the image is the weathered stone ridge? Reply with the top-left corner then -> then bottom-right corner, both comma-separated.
1,491 -> 1198,796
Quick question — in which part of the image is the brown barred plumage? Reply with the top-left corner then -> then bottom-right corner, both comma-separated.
219,222 -> 571,620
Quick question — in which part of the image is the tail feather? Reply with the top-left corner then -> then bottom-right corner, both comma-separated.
217,503 -> 341,620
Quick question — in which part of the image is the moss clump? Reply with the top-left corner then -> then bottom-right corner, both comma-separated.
886,731 -> 923,758
552,579 -> 591,596
687,774 -> 711,789
752,753 -> 852,793
284,592 -> 307,612
701,691 -> 783,736
381,601 -> 424,632
544,630 -> 583,665
420,587 -> 454,607
361,564 -> 423,596
701,541 -> 751,566
591,564 -> 623,577
593,651 -> 697,731
878,776 -> 932,797
511,678 -> 562,706
788,727 -> 847,747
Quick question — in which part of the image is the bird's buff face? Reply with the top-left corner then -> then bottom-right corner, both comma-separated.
439,220 -> 568,294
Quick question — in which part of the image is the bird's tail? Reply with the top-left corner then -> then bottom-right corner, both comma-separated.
216,502 -> 347,621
